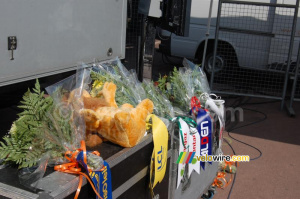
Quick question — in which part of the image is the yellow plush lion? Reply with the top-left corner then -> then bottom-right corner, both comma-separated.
69,82 -> 154,148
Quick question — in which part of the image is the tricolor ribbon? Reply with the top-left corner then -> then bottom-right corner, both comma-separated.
172,116 -> 200,188
176,152 -> 196,164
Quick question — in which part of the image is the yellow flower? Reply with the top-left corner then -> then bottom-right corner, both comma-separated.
92,80 -> 104,89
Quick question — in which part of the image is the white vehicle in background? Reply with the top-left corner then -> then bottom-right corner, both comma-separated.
159,0 -> 300,74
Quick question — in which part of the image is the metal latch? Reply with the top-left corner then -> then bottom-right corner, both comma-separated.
8,36 -> 17,60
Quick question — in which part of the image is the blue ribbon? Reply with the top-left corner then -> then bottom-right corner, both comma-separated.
77,151 -> 112,199
196,109 -> 212,170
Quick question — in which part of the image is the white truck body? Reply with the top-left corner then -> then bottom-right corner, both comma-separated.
0,0 -> 127,87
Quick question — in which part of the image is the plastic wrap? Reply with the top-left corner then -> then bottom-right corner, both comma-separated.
182,58 -> 211,96
91,57 -> 174,120
111,58 -> 147,104
180,59 -> 210,106
143,79 -> 174,119
45,65 -> 91,149
91,58 -> 142,107
18,154 -> 50,188
18,65 -> 91,190
167,68 -> 190,112
128,69 -> 147,101
156,59 -> 211,113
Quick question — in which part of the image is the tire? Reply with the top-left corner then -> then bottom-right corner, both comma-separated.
204,53 -> 227,75
196,40 -> 239,76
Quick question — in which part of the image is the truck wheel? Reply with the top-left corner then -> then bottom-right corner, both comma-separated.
204,53 -> 226,75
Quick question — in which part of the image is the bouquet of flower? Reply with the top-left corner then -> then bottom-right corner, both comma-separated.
90,57 -> 174,119
156,58 -> 211,113
90,58 -> 145,107
0,66 -> 114,198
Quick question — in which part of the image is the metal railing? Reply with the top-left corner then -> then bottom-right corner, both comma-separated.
210,0 -> 299,113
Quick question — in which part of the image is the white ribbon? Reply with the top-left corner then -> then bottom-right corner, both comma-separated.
177,118 -> 190,189
188,127 -> 201,177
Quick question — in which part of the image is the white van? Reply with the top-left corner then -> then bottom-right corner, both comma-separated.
159,0 -> 300,74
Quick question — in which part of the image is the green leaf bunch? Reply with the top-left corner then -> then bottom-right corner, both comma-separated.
157,68 -> 190,112
142,80 -> 174,119
0,80 -> 73,168
0,80 -> 53,168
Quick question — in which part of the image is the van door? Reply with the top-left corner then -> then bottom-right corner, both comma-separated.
215,0 -> 276,69
268,0 -> 299,72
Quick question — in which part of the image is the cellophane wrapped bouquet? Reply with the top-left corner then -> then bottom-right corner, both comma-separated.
0,67 -> 113,199
0,67 -> 89,169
